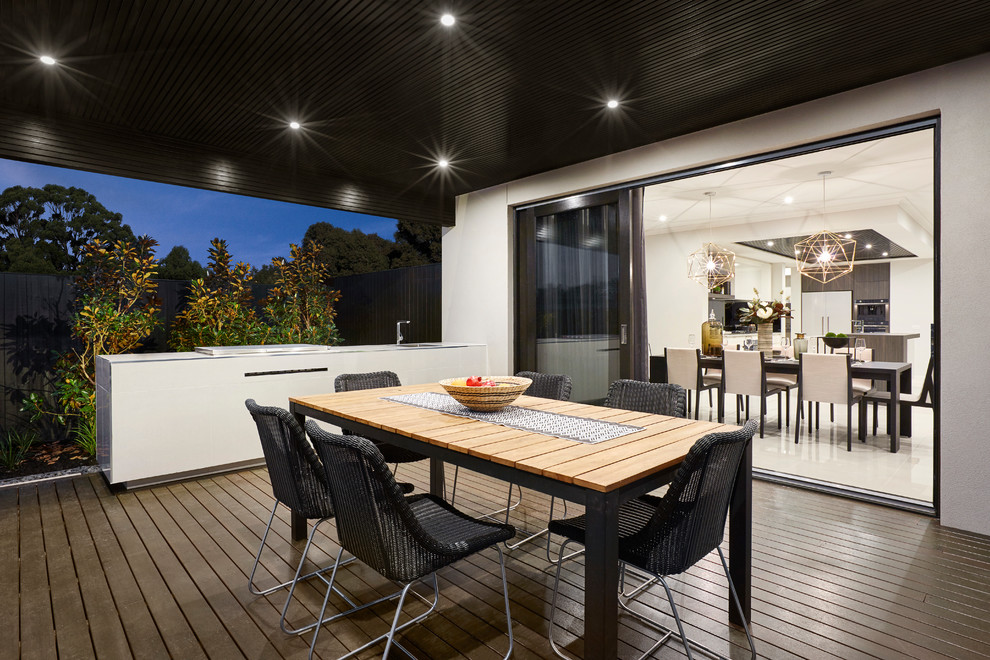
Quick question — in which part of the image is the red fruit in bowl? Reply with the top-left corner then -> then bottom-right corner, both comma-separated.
466,376 -> 482,387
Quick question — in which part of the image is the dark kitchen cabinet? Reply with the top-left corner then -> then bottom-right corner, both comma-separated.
801,262 -> 889,299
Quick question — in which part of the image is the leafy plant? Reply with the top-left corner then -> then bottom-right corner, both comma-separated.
71,416 -> 98,458
263,242 -> 343,345
169,238 -> 269,351
25,236 -> 162,457
0,426 -> 38,471
737,288 -> 791,325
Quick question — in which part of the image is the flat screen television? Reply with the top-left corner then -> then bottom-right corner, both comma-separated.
725,301 -> 781,332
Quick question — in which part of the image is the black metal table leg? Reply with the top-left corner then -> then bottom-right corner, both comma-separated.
429,456 -> 446,498
290,410 -> 309,541
728,438 -> 753,626
582,490 -> 620,659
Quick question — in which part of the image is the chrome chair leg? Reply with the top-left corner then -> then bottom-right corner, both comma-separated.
279,518 -> 356,635
249,502 -> 356,622
617,547 -> 757,660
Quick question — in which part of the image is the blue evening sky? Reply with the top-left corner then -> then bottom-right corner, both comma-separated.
0,158 -> 399,268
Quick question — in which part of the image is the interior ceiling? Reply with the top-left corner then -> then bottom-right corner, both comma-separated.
0,1 -> 987,226
643,129 -> 935,262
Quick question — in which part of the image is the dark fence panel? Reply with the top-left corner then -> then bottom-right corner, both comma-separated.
331,263 -> 441,345
1,266 -> 439,430
0,273 -> 74,433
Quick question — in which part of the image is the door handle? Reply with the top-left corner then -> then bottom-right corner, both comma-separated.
620,324 -> 628,345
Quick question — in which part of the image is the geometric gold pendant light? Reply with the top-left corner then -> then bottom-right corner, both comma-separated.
687,192 -> 736,290
794,171 -> 856,284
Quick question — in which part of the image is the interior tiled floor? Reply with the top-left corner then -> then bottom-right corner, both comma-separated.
689,392 -> 935,504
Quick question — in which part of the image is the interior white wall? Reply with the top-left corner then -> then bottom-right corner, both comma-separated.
643,229 -> 710,354
890,259 -> 935,388
445,53 -> 990,535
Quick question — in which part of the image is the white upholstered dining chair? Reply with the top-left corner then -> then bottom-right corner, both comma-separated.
665,347 -> 719,420
794,353 -> 867,451
721,349 -> 793,437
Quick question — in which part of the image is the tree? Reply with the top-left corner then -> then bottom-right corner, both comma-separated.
303,222 -> 391,276
263,242 -> 342,346
0,184 -> 135,273
391,219 -> 441,267
169,238 -> 269,351
157,245 -> 206,280
250,263 -> 281,285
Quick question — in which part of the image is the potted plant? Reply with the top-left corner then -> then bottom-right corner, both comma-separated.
737,289 -> 791,353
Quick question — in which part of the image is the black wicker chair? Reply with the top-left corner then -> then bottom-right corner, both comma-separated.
546,419 -> 758,660
334,371 -> 429,467
604,379 -> 687,417
306,423 -> 515,659
244,399 -> 359,636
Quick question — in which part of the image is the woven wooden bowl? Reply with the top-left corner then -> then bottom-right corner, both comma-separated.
439,376 -> 532,412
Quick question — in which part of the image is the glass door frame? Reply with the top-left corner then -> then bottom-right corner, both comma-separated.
514,188 -> 647,386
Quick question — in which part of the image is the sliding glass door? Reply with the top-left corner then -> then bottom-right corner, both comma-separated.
516,190 -> 645,403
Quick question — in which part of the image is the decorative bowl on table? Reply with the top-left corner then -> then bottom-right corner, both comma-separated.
821,336 -> 850,350
439,376 -> 532,412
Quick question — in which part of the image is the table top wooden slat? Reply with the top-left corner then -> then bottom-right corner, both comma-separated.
291,385 -> 741,493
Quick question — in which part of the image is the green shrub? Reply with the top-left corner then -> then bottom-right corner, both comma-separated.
0,426 -> 38,471
25,236 -> 161,457
170,238 -> 269,351
264,242 -> 343,346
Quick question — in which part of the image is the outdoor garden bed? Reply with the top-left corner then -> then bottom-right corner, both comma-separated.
0,438 -> 96,482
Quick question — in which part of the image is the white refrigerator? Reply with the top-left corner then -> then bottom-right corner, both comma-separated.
801,291 -> 852,336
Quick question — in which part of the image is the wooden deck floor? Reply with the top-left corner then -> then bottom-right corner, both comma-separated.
3,464 -> 990,659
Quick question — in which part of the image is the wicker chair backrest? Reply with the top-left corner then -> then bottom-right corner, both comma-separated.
604,379 -> 687,418
515,371 -> 572,401
307,424 -> 468,583
334,370 -> 401,392
244,399 -> 333,520
621,420 -> 757,576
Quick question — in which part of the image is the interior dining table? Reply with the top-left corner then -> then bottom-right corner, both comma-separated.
289,382 -> 750,660
651,354 -> 913,452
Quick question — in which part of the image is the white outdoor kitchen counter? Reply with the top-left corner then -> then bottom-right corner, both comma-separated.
95,343 -> 488,487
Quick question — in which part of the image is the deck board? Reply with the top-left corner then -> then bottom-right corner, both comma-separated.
4,466 -> 990,659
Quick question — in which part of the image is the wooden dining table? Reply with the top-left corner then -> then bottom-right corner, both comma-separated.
289,383 -> 750,660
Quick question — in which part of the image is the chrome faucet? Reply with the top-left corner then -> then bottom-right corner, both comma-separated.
396,320 -> 410,344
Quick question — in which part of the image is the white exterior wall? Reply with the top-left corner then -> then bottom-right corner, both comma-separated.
443,53 -> 990,535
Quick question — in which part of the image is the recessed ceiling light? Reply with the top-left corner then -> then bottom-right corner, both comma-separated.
766,241 -> 774,247
882,251 -> 889,257
288,121 -> 301,130
606,99 -> 619,109
440,13 -> 455,26
39,55 -> 57,65
865,243 -> 872,249
658,214 -> 667,222
844,233 -> 852,239
783,196 -> 794,204
437,159 -> 449,168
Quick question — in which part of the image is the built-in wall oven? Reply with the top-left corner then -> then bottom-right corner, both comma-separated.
854,298 -> 889,332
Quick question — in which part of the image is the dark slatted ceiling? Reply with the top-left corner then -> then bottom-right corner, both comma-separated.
1,1 -> 989,226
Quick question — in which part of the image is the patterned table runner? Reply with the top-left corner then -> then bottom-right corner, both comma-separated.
383,392 -> 643,444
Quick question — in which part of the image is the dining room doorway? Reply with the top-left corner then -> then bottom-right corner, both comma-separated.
640,120 -> 938,511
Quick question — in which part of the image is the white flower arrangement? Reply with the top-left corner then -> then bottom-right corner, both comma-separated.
737,288 -> 791,325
